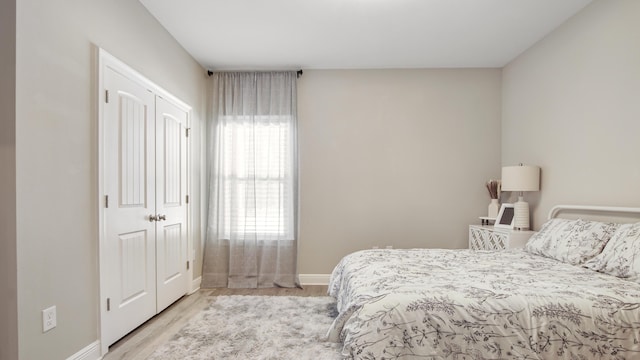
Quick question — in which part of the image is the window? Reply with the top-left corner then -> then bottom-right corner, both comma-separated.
218,115 -> 294,240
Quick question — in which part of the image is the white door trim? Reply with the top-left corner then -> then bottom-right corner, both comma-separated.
97,47 -> 193,356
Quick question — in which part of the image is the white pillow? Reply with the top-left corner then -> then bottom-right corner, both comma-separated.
525,218 -> 619,265
583,223 -> 640,280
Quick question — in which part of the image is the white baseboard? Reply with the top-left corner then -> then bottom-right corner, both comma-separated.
67,340 -> 101,360
299,274 -> 330,285
189,276 -> 202,294
190,274 -> 327,287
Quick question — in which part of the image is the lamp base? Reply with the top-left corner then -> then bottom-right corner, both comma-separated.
513,196 -> 530,230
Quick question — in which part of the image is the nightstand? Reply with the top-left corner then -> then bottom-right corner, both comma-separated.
468,225 -> 535,250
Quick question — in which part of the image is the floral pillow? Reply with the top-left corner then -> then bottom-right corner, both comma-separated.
525,218 -> 619,265
583,223 -> 640,280
525,218 -> 575,257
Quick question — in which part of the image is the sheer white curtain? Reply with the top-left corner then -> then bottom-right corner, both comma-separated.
202,72 -> 300,288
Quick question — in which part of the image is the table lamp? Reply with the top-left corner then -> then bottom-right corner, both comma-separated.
501,164 -> 540,230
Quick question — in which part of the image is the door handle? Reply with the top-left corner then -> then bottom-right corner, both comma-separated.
149,214 -> 158,222
158,214 -> 166,221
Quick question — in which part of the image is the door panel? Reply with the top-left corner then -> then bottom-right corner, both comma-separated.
104,68 -> 157,347
119,94 -> 149,208
163,113 -> 182,206
155,96 -> 188,312
119,230 -> 150,305
161,224 -> 183,282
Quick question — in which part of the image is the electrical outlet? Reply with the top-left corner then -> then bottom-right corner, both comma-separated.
42,306 -> 56,332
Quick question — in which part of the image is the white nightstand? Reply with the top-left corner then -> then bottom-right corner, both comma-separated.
468,225 -> 535,250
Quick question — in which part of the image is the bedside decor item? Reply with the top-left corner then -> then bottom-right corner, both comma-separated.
501,164 -> 540,230
478,216 -> 495,226
495,203 -> 515,229
485,179 -> 500,218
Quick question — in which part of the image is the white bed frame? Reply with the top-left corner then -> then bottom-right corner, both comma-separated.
548,204 -> 640,221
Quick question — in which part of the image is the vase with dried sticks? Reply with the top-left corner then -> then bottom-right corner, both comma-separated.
486,180 -> 501,219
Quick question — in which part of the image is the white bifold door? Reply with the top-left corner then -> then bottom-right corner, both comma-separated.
102,67 -> 188,347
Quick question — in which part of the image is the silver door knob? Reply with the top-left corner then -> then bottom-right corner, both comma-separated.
158,214 -> 166,221
149,214 -> 158,222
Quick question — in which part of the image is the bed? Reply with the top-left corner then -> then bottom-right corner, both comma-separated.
327,205 -> 640,359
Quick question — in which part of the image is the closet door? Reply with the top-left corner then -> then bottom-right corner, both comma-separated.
103,68 -> 157,346
155,96 -> 189,311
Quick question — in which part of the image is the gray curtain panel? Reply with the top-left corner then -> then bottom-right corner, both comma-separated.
202,72 -> 300,288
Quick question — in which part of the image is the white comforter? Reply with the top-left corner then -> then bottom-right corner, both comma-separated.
328,249 -> 640,359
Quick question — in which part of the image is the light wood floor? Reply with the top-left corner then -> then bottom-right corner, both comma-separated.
103,285 -> 329,360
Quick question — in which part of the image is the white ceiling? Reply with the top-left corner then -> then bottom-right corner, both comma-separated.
139,0 -> 593,71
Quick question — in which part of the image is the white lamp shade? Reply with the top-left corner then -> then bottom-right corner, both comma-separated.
501,165 -> 540,192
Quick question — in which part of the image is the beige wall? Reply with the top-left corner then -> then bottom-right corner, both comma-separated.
298,69 -> 502,274
13,0 -> 636,356
0,1 -> 19,359
15,0 -> 206,358
502,0 -> 640,229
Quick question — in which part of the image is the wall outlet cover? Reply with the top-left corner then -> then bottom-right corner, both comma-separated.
42,306 -> 57,332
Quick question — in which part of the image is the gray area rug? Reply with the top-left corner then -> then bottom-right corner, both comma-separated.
148,295 -> 343,360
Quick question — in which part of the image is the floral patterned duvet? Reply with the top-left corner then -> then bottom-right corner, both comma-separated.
327,249 -> 640,359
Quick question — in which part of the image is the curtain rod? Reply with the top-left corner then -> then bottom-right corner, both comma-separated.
206,70 -> 303,78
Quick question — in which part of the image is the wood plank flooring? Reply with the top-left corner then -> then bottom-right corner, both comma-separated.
103,285 -> 329,360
